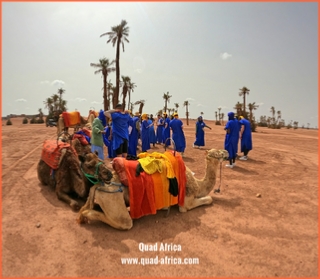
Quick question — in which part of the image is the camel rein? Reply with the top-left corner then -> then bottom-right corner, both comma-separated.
80,161 -> 104,185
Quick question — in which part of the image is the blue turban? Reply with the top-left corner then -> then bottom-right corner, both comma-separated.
98,109 -> 106,127
228,112 -> 235,120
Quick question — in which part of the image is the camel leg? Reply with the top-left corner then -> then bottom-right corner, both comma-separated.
179,195 -> 213,212
55,189 -> 80,211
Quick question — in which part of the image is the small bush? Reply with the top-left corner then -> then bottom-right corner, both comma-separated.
37,118 -> 44,124
6,118 -> 12,125
251,121 -> 258,132
215,121 -> 221,125
22,117 -> 28,124
30,117 -> 36,124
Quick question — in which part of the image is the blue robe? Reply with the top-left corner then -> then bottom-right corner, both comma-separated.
156,118 -> 164,143
110,112 -> 130,151
239,118 -> 252,151
194,121 -> 207,146
162,117 -> 171,145
169,118 -> 186,152
103,126 -> 116,158
128,116 -> 140,156
224,119 -> 239,159
141,120 -> 150,152
148,119 -> 156,144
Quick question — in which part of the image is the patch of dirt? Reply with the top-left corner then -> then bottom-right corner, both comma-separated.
1,117 -> 318,277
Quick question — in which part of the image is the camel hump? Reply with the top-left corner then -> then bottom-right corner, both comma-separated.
40,139 -> 75,169
62,111 -> 81,126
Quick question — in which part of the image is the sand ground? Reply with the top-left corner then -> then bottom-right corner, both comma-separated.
1,117 -> 318,277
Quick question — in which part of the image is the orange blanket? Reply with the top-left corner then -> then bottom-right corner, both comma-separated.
124,159 -> 156,219
62,111 -> 81,127
41,140 -> 78,169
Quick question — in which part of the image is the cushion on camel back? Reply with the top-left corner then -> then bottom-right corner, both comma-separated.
41,140 -> 78,169
112,157 -> 129,186
62,111 -> 81,127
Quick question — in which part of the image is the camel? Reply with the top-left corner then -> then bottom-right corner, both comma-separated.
57,111 -> 87,136
77,148 -> 229,230
37,145 -> 113,211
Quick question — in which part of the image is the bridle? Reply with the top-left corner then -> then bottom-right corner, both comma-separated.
81,161 -> 105,185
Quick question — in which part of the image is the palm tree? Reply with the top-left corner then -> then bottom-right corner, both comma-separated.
215,111 -> 218,122
277,110 -> 281,124
247,102 -> 259,123
174,103 -> 179,114
101,20 -> 129,108
239,86 -> 250,115
200,112 -> 204,117
234,101 -> 243,116
120,75 -> 131,110
43,97 -> 54,115
127,80 -> 136,110
183,100 -> 190,125
90,58 -> 115,111
57,88 -> 65,113
218,107 -> 222,121
163,92 -> 172,113
129,102 -> 134,112
221,112 -> 224,125
134,100 -> 145,114
107,79 -> 114,110
270,106 -> 276,125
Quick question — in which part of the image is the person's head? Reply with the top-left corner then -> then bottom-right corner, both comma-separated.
172,112 -> 178,118
163,112 -> 167,118
239,116 -> 244,120
141,113 -> 148,120
115,104 -> 123,112
134,111 -> 140,117
198,116 -> 203,122
98,109 -> 107,126
228,112 -> 235,120
157,114 -> 161,118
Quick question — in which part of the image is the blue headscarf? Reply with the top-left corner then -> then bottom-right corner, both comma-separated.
98,109 -> 106,127
228,112 -> 235,120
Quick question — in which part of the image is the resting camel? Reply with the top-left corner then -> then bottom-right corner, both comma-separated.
57,111 -> 87,136
37,143 -> 113,211
77,148 -> 229,230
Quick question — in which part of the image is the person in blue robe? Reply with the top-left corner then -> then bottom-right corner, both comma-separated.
103,122 -> 116,159
169,112 -> 186,156
128,112 -> 140,156
162,113 -> 171,147
148,116 -> 156,147
224,112 -> 240,168
104,104 -> 130,158
156,114 -> 164,144
239,116 -> 252,160
141,113 -> 152,152
193,116 -> 211,148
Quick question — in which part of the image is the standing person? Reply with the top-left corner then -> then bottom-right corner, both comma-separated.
103,121 -> 116,159
224,112 -> 239,168
128,112 -> 140,156
239,116 -> 252,160
156,114 -> 164,144
169,112 -> 186,157
162,112 -> 171,147
91,109 -> 107,160
148,115 -> 156,147
193,116 -> 212,149
104,104 -> 130,158
141,113 -> 152,152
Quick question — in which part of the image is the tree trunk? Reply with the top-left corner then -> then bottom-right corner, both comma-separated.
128,91 -> 131,110
114,39 -> 121,108
103,73 -> 107,111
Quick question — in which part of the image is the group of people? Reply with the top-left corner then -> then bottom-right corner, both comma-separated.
224,112 -> 253,169
89,105 -> 252,165
89,104 -> 188,160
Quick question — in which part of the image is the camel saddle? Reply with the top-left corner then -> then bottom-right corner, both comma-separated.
41,140 -> 78,170
62,111 -> 81,127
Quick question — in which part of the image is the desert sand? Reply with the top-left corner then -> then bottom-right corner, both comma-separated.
1,117 -> 318,277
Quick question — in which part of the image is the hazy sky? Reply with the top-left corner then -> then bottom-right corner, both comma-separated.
2,2 -> 318,127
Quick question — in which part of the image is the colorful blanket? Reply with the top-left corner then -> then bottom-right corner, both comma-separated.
112,152 -> 186,219
41,140 -> 78,170
62,111 -> 81,127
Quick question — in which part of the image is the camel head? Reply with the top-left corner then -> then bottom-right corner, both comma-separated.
205,149 -> 229,162
71,138 -> 91,156
79,152 -> 113,185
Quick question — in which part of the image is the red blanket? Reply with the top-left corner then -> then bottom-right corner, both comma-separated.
41,140 -> 78,169
124,159 -> 156,219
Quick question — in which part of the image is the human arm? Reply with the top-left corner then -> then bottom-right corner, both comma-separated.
240,125 -> 245,139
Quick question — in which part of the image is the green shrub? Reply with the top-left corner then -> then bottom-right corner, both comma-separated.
30,117 -> 36,124
22,117 -> 28,124
6,118 -> 12,125
251,121 -> 258,132
37,118 -> 44,124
